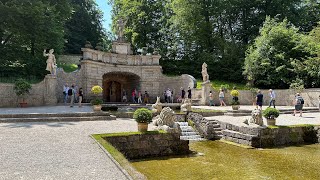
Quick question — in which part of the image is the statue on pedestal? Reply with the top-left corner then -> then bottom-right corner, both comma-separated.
117,18 -> 127,42
202,62 -> 209,82
43,49 -> 57,75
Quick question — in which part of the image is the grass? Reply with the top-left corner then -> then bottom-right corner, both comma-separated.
268,124 -> 316,129
58,63 -> 78,73
196,79 -> 250,90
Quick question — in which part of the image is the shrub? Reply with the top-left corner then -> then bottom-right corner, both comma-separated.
14,78 -> 32,102
231,100 -> 240,105
263,107 -> 280,119
91,99 -> 103,105
133,108 -> 153,123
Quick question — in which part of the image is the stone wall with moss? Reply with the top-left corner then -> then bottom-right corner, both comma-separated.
103,133 -> 189,160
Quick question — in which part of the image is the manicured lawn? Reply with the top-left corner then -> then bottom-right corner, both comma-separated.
196,80 -> 250,90
58,63 -> 78,73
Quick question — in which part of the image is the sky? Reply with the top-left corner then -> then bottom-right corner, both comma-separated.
96,0 -> 112,31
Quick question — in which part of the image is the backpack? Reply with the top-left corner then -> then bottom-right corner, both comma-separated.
297,97 -> 304,105
68,89 -> 73,96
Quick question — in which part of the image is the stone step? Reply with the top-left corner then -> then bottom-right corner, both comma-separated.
222,129 -> 258,141
177,122 -> 189,126
215,131 -> 223,135
180,126 -> 194,132
180,135 -> 203,141
212,124 -> 221,128
214,128 -> 223,131
0,116 -> 116,123
0,112 -> 111,119
181,132 -> 198,136
224,112 -> 250,116
214,134 -> 223,139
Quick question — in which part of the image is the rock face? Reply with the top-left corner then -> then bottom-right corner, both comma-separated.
187,113 -> 222,140
103,133 -> 190,160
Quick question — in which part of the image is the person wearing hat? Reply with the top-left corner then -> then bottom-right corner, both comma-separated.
293,93 -> 303,117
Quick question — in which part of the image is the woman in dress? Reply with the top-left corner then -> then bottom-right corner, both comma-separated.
219,89 -> 226,106
43,49 -> 57,75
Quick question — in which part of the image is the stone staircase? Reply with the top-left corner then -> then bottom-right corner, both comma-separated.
210,119 -> 223,140
177,122 -> 204,141
0,112 -> 116,123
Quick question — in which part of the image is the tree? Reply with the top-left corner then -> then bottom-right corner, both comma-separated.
243,17 -> 318,88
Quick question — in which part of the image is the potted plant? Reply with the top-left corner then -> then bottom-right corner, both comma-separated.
262,107 -> 280,126
14,78 -> 32,107
133,108 -> 153,132
230,88 -> 240,110
91,85 -> 103,111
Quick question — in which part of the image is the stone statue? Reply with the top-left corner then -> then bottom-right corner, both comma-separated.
151,96 -> 162,113
244,109 -> 263,126
201,62 -> 209,82
117,18 -> 127,41
153,107 -> 181,133
43,49 -> 57,75
181,98 -> 192,112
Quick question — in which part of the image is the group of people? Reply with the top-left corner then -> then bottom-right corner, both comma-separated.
209,89 -> 227,106
63,83 -> 83,107
124,89 -> 150,104
176,87 -> 192,103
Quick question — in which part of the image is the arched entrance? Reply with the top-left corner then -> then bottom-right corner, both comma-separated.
102,72 -> 140,103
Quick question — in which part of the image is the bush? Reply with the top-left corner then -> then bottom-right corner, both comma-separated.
263,107 -> 280,119
231,100 -> 240,105
133,108 -> 153,123
14,78 -> 32,98
91,99 -> 103,105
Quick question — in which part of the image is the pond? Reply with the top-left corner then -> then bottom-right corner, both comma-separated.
131,141 -> 320,179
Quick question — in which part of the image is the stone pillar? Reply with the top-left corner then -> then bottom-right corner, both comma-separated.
44,75 -> 58,105
201,81 -> 211,105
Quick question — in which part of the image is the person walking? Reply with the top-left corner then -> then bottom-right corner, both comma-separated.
63,83 -> 69,104
68,85 -> 76,107
269,89 -> 276,108
219,89 -> 226,106
122,90 -> 127,103
78,87 -> 83,107
137,91 -> 142,103
181,87 -> 186,100
166,88 -> 172,103
209,91 -> 214,106
131,89 -> 136,103
293,93 -> 304,117
144,91 -> 149,104
256,90 -> 263,110
187,87 -> 192,99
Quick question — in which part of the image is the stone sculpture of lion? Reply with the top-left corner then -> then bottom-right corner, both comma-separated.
181,98 -> 192,112
151,96 -> 162,113
153,107 -> 180,133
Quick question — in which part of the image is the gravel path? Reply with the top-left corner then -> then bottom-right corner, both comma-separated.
0,119 -> 137,180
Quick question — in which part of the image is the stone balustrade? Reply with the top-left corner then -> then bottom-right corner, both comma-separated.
81,48 -> 160,66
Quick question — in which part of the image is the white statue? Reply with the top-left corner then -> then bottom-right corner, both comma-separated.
43,49 -> 57,75
151,96 -> 162,113
153,107 -> 180,133
117,18 -> 127,41
202,62 -> 209,82
181,98 -> 192,112
244,109 -> 263,126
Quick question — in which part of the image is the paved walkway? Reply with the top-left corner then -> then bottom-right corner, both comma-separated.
193,105 -> 319,111
0,119 -> 137,180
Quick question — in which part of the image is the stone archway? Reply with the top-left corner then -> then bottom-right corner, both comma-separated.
102,72 -> 140,103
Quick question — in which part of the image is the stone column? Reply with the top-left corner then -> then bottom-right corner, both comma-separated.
201,81 -> 211,105
44,75 -> 58,105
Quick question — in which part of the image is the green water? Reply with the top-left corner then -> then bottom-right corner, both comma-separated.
131,141 -> 320,180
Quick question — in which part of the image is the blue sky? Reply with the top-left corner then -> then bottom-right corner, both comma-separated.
96,0 -> 112,31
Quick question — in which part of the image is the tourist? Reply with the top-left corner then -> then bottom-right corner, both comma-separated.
269,89 -> 276,108
122,90 -> 127,103
164,90 -> 167,103
219,89 -> 226,106
293,93 -> 304,117
187,87 -> 192,99
134,89 -> 138,103
137,91 -> 142,103
181,87 -> 186,100
256,89 -> 263,110
144,91 -> 149,103
209,91 -> 214,106
166,88 -> 172,103
78,87 -> 83,107
132,89 -> 136,103
63,83 -> 69,104
68,85 -> 76,107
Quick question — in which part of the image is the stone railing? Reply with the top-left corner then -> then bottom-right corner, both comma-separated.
103,133 -> 190,160
81,48 -> 161,66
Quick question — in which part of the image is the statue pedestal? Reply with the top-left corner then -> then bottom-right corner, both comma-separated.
44,75 -> 58,105
112,42 -> 133,55
201,81 -> 212,105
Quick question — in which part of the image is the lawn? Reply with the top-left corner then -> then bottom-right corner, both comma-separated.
196,80 -> 250,90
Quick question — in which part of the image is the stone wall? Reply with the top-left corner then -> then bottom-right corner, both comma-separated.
219,121 -> 320,147
0,75 -> 57,107
187,113 -> 221,140
58,55 -> 82,65
103,133 -> 190,160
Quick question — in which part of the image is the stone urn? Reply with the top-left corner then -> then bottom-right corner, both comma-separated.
266,118 -> 276,126
93,105 -> 102,111
137,122 -> 148,132
232,105 -> 240,111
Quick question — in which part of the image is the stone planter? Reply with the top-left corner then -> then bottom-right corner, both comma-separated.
266,118 -> 276,126
19,102 -> 28,108
93,105 -> 102,111
232,105 -> 240,110
138,122 -> 148,132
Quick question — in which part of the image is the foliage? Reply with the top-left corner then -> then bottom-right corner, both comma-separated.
91,98 -> 103,105
289,79 -> 305,92
262,107 -> 280,119
244,17 -> 320,88
133,108 -> 153,123
196,80 -> 248,90
58,63 -> 78,73
230,90 -> 240,97
91,85 -> 103,94
14,78 -> 32,97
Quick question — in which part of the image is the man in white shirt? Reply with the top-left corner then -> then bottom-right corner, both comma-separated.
269,89 -> 276,108
63,84 -> 69,104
